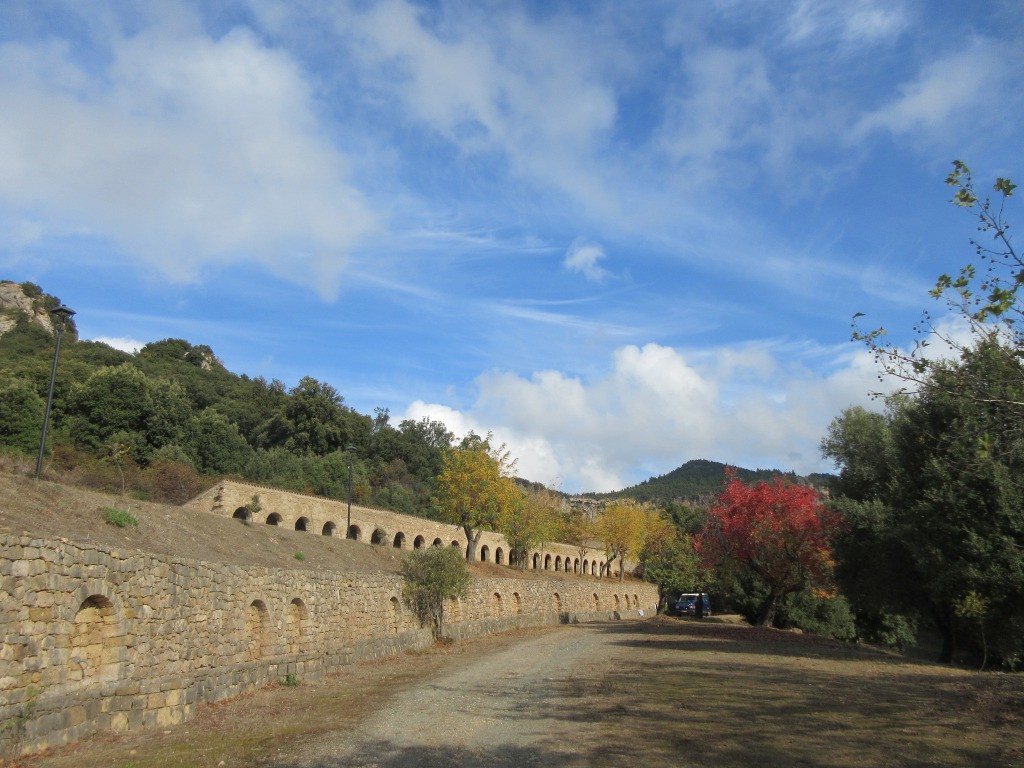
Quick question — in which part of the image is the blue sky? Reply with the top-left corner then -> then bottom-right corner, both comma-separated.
1,1 -> 1021,492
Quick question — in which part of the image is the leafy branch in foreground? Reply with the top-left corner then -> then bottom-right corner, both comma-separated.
853,160 -> 1022,409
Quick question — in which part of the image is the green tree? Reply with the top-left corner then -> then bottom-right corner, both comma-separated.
0,379 -> 45,454
401,546 -> 470,638
836,163 -> 1024,665
432,432 -> 520,561
824,342 -> 1024,664
190,408 -> 253,475
639,521 -> 707,612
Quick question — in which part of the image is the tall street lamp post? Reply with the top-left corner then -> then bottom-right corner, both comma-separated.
35,304 -> 76,480
346,444 -> 356,539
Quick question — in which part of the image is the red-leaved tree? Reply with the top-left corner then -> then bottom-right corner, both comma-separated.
697,473 -> 838,626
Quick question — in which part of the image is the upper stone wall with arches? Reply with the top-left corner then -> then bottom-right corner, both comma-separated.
187,480 -> 620,576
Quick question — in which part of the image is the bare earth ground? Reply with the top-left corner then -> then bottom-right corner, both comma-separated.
3,468 -> 1024,767
17,617 -> 1024,768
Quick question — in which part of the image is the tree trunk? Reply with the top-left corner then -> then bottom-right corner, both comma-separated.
756,591 -> 783,627
933,605 -> 955,663
464,527 -> 481,562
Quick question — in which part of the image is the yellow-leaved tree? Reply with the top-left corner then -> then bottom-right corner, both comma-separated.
432,432 -> 520,562
596,501 -> 655,582
500,487 -> 561,568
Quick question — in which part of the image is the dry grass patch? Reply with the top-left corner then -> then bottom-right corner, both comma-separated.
553,618 -> 1024,767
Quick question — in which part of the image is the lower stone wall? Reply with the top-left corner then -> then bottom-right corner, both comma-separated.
0,534 -> 658,755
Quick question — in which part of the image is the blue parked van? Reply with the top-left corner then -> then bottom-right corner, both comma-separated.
673,593 -> 711,616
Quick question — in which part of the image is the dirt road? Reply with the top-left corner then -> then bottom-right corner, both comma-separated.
272,623 -> 626,767
30,617 -> 1023,768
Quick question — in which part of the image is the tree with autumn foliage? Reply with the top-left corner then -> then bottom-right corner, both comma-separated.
500,487 -> 560,568
432,432 -> 520,562
697,473 -> 838,627
596,501 -> 655,582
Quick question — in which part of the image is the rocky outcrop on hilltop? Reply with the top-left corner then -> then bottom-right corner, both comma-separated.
0,280 -> 67,338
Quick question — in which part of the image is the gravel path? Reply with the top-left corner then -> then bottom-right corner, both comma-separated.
276,623 -> 620,768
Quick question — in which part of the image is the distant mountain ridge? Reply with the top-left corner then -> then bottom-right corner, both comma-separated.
584,459 -> 833,504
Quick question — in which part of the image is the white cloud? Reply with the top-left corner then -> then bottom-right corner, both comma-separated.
563,239 -> 610,282
345,0 -> 622,213
852,39 -> 1010,140
786,0 -> 907,47
404,340 -> 888,493
657,46 -> 773,172
0,27 -> 378,299
92,336 -> 144,354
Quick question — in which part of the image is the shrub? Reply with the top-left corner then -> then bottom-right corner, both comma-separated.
401,546 -> 470,639
294,552 -> 305,562
103,507 -> 138,528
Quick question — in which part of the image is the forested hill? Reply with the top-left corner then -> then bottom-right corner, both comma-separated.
587,459 -> 832,504
0,280 -> 454,515
1,280 -> 830,515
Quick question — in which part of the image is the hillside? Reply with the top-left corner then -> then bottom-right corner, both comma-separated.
2,279 -> 831,515
587,459 -> 833,504
0,464 -> 581,582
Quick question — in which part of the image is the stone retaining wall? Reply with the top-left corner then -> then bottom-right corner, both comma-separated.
1,533 -> 658,755
188,481 -> 620,576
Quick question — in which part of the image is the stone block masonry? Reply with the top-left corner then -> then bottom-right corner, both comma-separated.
188,481 -> 622,576
1,532 -> 658,755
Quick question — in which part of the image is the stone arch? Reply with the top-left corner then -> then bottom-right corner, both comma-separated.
232,507 -> 251,522
532,552 -> 541,570
246,599 -> 269,660
544,554 -> 552,570
347,524 -> 361,541
492,592 -> 503,617
480,545 -> 490,563
295,516 -> 311,532
614,594 -> 621,610
393,532 -> 406,549
413,535 -> 426,549
446,597 -> 462,624
593,593 -> 600,610
389,596 -> 401,635
266,513 -> 282,526
286,598 -> 307,654
451,540 -> 461,549
555,555 -> 562,571
512,592 -> 522,615
69,594 -> 119,683
495,547 -> 504,565
553,592 -> 562,612
582,559 -> 589,575
432,538 -> 443,547
322,521 -> 337,536
573,558 -> 580,574
371,528 -> 387,545
633,594 -> 639,608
